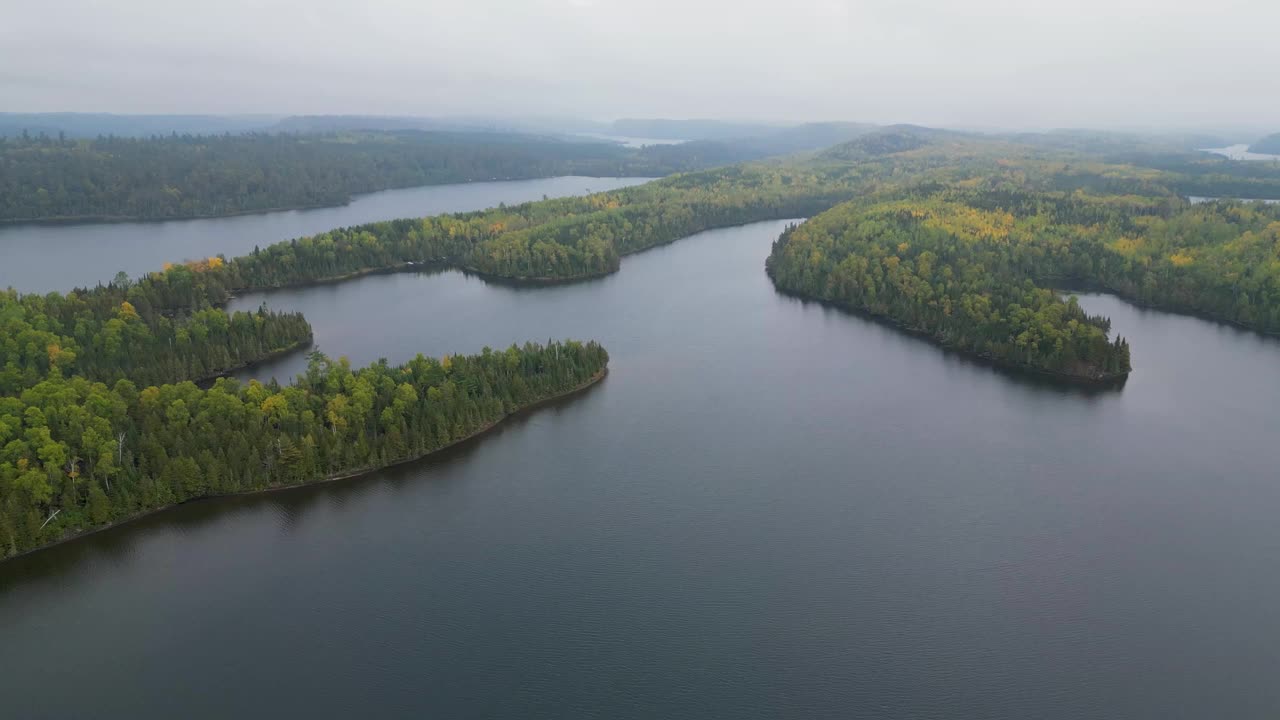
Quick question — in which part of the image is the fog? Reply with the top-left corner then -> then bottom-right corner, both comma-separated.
3,0 -> 1278,129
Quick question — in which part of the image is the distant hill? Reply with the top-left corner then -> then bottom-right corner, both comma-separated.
730,122 -> 879,156
624,140 -> 761,171
609,122 -> 881,167
0,130 -> 692,223
267,115 -> 548,134
817,125 -> 958,160
0,112 -> 611,140
1249,133 -> 1280,155
1013,128 -> 1233,154
0,113 -> 280,138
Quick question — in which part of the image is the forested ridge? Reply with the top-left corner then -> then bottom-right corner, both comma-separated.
0,131 -> 691,223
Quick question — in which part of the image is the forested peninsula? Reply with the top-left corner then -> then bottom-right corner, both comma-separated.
765,199 -> 1134,380
0,339 -> 608,557
764,155 -> 1280,379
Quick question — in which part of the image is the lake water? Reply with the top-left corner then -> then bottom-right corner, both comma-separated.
574,133 -> 686,148
0,176 -> 652,295
1199,144 -> 1280,162
1189,195 -> 1280,204
4,219 -> 1280,718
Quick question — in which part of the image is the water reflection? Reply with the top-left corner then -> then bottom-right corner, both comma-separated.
779,293 -> 1128,397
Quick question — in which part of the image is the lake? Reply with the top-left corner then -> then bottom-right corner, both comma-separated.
1199,144 -> 1280,162
574,133 -> 687,148
4,219 -> 1280,718
1189,195 -> 1280,204
0,176 -> 652,295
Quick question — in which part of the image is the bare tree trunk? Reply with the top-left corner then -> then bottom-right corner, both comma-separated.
39,509 -> 61,530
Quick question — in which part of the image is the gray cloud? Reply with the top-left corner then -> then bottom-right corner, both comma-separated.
3,0 -> 1278,129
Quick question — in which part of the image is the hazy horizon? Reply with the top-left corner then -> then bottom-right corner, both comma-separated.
3,0 -> 1279,132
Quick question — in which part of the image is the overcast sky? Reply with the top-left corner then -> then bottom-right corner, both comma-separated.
3,0 -> 1277,129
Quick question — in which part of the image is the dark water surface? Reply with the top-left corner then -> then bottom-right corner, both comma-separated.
0,176 -> 650,295
4,220 -> 1280,718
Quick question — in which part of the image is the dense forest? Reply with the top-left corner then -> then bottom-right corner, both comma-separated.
0,130 -> 704,222
0,340 -> 608,556
0,260 -> 313,393
9,124 -> 1280,557
0,123 -> 895,224
766,185 -> 1280,378
765,197 -> 1133,379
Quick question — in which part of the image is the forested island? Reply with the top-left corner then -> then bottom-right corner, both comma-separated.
7,124 -> 1280,557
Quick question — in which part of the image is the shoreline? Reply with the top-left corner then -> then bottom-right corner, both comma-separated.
223,262 -> 446,299
195,339 -> 315,386
1049,281 -> 1280,340
226,216 -> 811,296
2,368 -> 608,564
770,283 -> 1130,387
0,174 -> 661,227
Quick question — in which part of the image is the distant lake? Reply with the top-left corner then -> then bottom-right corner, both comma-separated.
575,133 -> 687,148
1199,144 -> 1280,161
5,219 -> 1279,718
0,176 -> 653,295
1189,195 -> 1280,204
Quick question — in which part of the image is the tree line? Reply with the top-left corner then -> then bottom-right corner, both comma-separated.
0,264 -> 312,394
765,197 -> 1133,380
0,341 -> 608,557
766,182 -> 1280,379
0,130 -> 726,223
